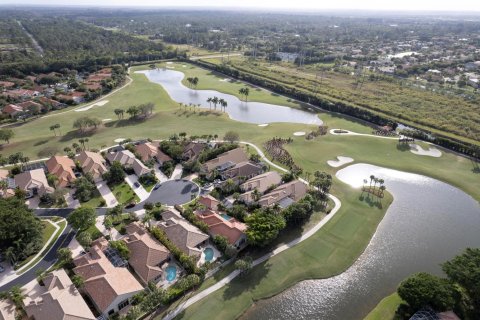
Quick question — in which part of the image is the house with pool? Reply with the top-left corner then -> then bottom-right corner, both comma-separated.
155,216 -> 209,261
123,222 -> 172,285
196,209 -> 248,250
72,238 -> 143,318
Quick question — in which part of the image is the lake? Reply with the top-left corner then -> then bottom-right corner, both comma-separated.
242,164 -> 480,320
137,69 -> 322,125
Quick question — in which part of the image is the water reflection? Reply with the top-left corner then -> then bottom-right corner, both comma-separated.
243,164 -> 480,320
136,69 -> 322,125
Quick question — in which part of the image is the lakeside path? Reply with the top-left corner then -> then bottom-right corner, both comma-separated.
162,141 -> 342,320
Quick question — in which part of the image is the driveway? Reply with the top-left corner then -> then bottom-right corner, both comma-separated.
64,190 -> 80,208
96,180 -> 118,208
170,164 -> 183,180
125,175 -> 149,201
154,166 -> 169,182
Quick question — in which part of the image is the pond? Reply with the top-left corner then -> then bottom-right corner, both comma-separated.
137,69 -> 322,125
242,164 -> 480,320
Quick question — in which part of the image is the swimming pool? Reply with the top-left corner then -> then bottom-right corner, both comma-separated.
204,248 -> 214,262
221,213 -> 232,221
165,265 -> 177,282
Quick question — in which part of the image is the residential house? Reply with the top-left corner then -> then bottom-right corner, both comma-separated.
3,89 -> 40,100
220,161 -> 263,181
198,194 -> 220,211
200,147 -> 248,175
76,151 -> 108,181
106,150 -> 150,176
0,299 -> 16,320
0,81 -> 15,88
135,142 -> 172,165
46,156 -> 77,188
23,269 -> 95,320
73,238 -> 143,317
239,171 -> 282,204
468,78 -> 479,88
14,169 -> 54,197
123,222 -> 171,284
2,104 -> 24,118
258,180 -> 308,208
155,218 -> 209,260
37,96 -> 64,109
17,100 -> 43,114
182,142 -> 206,161
57,91 -> 86,104
196,210 -> 247,249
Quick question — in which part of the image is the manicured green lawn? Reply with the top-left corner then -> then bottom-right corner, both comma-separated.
173,187 -> 393,320
15,220 -> 56,270
84,224 -> 103,240
112,213 -> 136,234
364,292 -> 403,320
0,60 -> 478,319
81,189 -> 105,207
16,219 -> 66,274
110,182 -> 139,205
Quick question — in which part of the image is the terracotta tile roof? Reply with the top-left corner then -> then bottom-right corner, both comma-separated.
17,100 -> 42,111
23,269 -> 95,320
14,169 -> 54,196
76,151 -> 107,180
196,210 -> 247,245
2,104 -> 23,115
156,218 -> 209,259
221,161 -> 263,180
259,180 -> 308,207
199,195 -> 220,210
202,148 -> 248,173
182,142 -> 206,160
3,89 -> 39,98
106,150 -> 136,166
124,222 -> 171,284
0,169 -> 8,180
46,156 -> 76,188
73,238 -> 143,313
239,171 -> 282,203
135,142 -> 172,164
0,81 -> 15,88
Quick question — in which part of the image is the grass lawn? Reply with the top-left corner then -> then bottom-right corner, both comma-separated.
0,60 -> 478,319
84,224 -> 103,240
364,292 -> 403,320
110,182 -> 140,204
112,213 -> 135,234
140,180 -> 156,192
173,187 -> 393,320
17,219 -> 66,274
81,189 -> 105,207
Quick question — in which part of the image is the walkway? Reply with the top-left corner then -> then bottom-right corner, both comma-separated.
170,164 -> 183,180
125,174 -> 149,201
329,128 -> 399,140
96,180 -> 119,208
162,142 -> 342,320
154,166 -> 169,182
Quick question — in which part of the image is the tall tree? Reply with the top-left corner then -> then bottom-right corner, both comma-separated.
67,207 -> 96,231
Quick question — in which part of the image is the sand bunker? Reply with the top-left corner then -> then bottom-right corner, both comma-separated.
327,156 -> 354,168
102,118 -> 112,122
114,138 -> 126,143
258,124 -> 269,127
409,144 -> 442,157
293,131 -> 306,136
75,100 -> 109,112
219,78 -> 230,82
166,62 -> 173,64
166,66 -> 175,69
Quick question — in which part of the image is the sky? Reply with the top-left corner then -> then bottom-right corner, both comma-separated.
1,0 -> 480,12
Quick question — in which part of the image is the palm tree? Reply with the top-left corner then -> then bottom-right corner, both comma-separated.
369,175 -> 375,190
79,139 -> 86,150
192,77 -> 199,88
212,96 -> 219,110
207,97 -> 212,110
84,138 -> 89,150
239,87 -> 249,102
178,102 -> 183,109
219,99 -> 228,112
379,185 -> 386,197
50,125 -> 57,136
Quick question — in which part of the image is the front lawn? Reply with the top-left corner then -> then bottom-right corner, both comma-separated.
84,224 -> 103,240
112,213 -> 136,234
81,189 -> 105,208
110,182 -> 140,205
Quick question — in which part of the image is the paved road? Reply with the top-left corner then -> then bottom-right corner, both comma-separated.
0,225 -> 75,292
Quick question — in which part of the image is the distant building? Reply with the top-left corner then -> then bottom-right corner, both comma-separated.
276,52 -> 299,62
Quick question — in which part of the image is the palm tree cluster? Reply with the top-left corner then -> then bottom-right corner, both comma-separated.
263,137 -> 301,174
239,87 -> 250,102
186,76 -> 199,89
206,96 -> 228,112
363,175 -> 386,198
